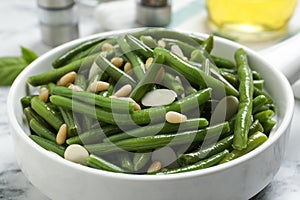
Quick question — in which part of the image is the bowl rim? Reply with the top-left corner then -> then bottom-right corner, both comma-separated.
7,28 -> 295,181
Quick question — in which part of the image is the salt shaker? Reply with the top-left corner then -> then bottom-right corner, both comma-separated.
136,0 -> 172,27
37,0 -> 79,47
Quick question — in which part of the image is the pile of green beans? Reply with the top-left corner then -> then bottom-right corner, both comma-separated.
22,28 -> 276,175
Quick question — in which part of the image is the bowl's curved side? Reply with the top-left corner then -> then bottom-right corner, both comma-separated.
7,30 -> 294,200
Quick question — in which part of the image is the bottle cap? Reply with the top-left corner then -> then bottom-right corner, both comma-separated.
136,3 -> 171,27
38,0 -> 75,9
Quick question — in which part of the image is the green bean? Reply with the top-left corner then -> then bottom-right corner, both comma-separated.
129,53 -> 165,102
162,72 -> 184,95
85,122 -> 230,155
29,119 -> 57,142
261,120 -> 276,135
252,70 -> 262,80
117,36 -> 146,81
139,35 -> 158,49
29,135 -> 66,157
190,49 -> 222,76
47,82 -> 57,93
248,119 -> 264,135
105,118 -> 209,143
31,96 -> 64,131
161,38 -> 196,56
201,34 -> 214,54
133,152 -> 151,172
178,118 -> 263,166
87,68 -> 104,87
66,38 -> 117,66
220,132 -> 268,164
23,107 -> 54,131
154,47 -> 239,97
66,125 -> 121,145
87,154 -> 128,173
99,78 -> 115,97
220,71 -> 239,89
252,95 -> 268,114
51,86 -> 135,113
131,28 -> 203,47
233,48 -> 254,150
22,28 -> 277,175
184,85 -> 197,96
95,53 -> 136,87
254,110 -> 275,122
156,149 -> 229,174
79,115 -> 96,133
117,152 -> 134,171
130,88 -> 212,125
75,74 -> 87,91
21,95 -> 36,108
212,31 -> 236,41
52,94 -> 169,125
211,55 -> 236,69
253,80 -> 264,90
178,135 -> 233,166
58,107 -> 77,138
125,34 -> 154,58
190,49 -> 211,68
52,37 -> 106,68
219,67 -> 237,75
28,54 -> 97,86
253,87 -> 273,104
85,38 -> 117,57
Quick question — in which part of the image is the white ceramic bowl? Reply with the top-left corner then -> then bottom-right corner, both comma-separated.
7,29 -> 294,200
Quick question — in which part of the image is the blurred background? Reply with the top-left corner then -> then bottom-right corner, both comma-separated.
1,0 -> 300,56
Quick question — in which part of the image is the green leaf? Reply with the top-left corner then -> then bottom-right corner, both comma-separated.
0,46 -> 38,86
21,46 -> 38,64
0,57 -> 27,86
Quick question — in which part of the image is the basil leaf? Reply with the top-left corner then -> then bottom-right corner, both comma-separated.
0,47 -> 38,86
21,46 -> 38,64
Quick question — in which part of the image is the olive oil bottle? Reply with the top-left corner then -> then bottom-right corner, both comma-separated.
206,0 -> 297,41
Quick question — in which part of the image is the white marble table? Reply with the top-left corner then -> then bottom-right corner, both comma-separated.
1,0 -> 300,199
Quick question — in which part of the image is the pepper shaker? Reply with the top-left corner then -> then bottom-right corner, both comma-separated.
37,0 -> 79,47
136,0 -> 172,27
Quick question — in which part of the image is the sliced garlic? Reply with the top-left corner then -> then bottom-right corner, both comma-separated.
141,89 -> 177,107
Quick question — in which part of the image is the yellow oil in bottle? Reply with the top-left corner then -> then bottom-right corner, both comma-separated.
206,0 -> 297,41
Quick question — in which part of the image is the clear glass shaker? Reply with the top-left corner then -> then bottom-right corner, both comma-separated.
37,0 -> 79,46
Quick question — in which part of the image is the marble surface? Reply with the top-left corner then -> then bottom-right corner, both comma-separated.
1,0 -> 300,199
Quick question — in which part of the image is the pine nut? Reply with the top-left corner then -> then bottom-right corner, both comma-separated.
147,160 -> 162,173
57,71 -> 77,86
113,84 -> 132,97
124,62 -> 132,73
101,43 -> 113,51
111,57 -> 124,68
64,144 -> 89,165
56,124 -> 67,145
165,111 -> 187,124
68,84 -> 84,91
145,57 -> 154,70
110,96 -> 141,111
39,87 -> 49,102
89,81 -> 110,93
